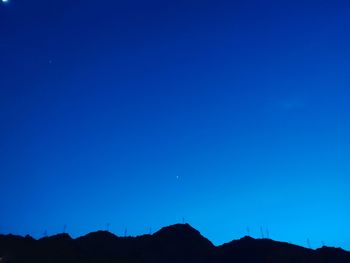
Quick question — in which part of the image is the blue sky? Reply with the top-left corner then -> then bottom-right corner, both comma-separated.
0,0 -> 349,249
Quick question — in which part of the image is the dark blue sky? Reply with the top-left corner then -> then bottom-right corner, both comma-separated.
1,0 -> 349,249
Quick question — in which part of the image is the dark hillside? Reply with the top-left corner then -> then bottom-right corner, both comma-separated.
0,224 -> 349,263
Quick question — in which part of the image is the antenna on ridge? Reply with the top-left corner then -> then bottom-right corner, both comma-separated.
63,224 -> 67,234
106,223 -> 110,232
149,227 -> 152,235
265,227 -> 270,239
321,240 -> 325,247
182,217 -> 185,224
124,227 -> 128,237
246,227 -> 250,236
43,230 -> 48,238
260,226 -> 264,239
307,238 -> 311,249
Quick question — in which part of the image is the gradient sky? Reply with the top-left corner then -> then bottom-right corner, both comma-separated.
0,0 -> 349,250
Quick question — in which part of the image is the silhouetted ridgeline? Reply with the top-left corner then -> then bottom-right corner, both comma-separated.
0,224 -> 349,263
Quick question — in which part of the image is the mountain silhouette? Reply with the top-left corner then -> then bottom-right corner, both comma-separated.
0,224 -> 349,263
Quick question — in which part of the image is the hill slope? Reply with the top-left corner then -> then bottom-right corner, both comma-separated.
0,224 -> 349,263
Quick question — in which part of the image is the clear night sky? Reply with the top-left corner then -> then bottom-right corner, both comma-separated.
1,0 -> 349,250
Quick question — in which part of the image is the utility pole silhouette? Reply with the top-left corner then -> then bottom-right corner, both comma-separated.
265,227 -> 270,239
307,238 -> 311,249
260,226 -> 264,238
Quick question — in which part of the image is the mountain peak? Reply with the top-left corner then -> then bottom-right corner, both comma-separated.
154,223 -> 197,235
240,236 -> 255,241
153,223 -> 214,249
40,233 -> 72,241
78,230 -> 118,241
